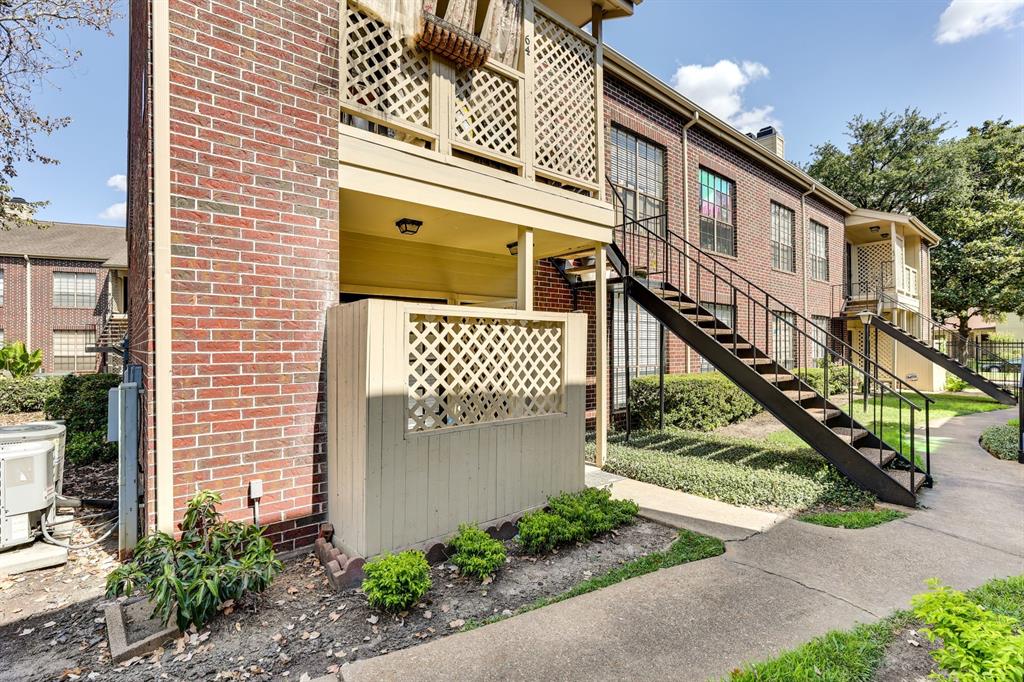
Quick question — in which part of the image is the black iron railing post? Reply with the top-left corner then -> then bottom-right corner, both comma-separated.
658,323 -> 665,432
926,400 -> 933,486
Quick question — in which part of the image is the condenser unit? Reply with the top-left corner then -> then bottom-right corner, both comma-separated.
0,441 -> 55,550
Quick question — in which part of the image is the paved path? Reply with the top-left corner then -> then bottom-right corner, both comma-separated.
341,408 -> 1024,682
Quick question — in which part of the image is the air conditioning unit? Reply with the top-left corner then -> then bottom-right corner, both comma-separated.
0,422 -> 67,497
0,441 -> 55,550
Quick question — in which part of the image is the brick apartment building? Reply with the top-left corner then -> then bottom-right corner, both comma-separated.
0,222 -> 129,374
127,0 -> 946,552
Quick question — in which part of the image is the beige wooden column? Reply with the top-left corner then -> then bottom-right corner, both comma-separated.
593,244 -> 608,467
516,226 -> 534,311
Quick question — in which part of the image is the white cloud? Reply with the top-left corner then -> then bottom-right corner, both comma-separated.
936,0 -> 1024,43
670,60 -> 781,134
99,202 -> 126,222
106,174 -> 127,193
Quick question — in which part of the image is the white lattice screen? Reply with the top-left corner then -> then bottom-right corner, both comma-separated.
407,314 -> 565,432
854,243 -> 893,292
532,13 -> 598,185
453,67 -> 520,158
343,6 -> 432,129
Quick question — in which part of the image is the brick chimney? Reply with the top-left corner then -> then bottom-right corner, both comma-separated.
753,126 -> 784,159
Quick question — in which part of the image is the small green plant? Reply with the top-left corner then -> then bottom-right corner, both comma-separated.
0,376 -> 60,413
912,579 -> 1024,681
945,374 -> 969,392
45,373 -> 121,464
516,510 -> 584,554
362,550 -> 432,611
65,429 -> 117,464
0,341 -> 43,378
447,524 -> 507,580
980,420 -> 1020,461
799,508 -> 906,529
546,487 -> 639,537
106,490 -> 283,631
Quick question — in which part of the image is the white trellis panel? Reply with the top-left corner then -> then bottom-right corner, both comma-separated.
532,11 -> 598,186
853,242 -> 894,295
327,300 -> 586,558
342,5 -> 432,131
452,66 -> 521,160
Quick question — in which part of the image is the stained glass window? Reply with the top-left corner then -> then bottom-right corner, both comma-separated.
699,169 -> 735,255
770,202 -> 795,272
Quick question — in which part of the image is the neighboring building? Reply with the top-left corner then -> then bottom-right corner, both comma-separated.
0,222 -> 129,374
129,0 -> 986,553
950,312 -> 1024,342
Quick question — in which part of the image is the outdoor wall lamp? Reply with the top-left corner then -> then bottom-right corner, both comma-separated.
506,241 -> 518,256
396,218 -> 423,235
858,311 -> 874,326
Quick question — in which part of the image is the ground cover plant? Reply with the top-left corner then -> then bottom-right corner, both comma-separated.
630,372 -> 761,430
517,488 -> 639,554
593,428 -> 874,511
447,524 -> 506,580
798,508 -> 907,529
980,418 -> 1020,461
726,574 -> 1024,681
105,491 -> 283,630
362,550 -> 432,611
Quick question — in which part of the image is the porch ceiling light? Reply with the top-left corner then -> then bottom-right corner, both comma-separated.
858,311 -> 874,326
506,241 -> 518,256
396,218 -> 423,235
881,232 -> 889,238
869,226 -> 880,233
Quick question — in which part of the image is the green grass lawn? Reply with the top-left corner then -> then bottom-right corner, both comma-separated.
726,574 -> 1024,681
766,392 -> 1006,457
799,508 -> 907,529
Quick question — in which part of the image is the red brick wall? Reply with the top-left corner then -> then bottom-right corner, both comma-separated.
0,256 -> 107,374
158,0 -> 339,550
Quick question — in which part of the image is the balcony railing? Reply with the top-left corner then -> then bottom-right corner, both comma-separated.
340,1 -> 601,196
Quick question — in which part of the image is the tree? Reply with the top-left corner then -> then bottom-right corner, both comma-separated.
806,112 -> 1024,336
0,0 -> 118,227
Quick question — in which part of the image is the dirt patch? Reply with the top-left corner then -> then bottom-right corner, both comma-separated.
0,411 -> 46,427
873,625 -> 939,682
0,519 -> 678,681
62,458 -> 119,501
714,409 -> 787,440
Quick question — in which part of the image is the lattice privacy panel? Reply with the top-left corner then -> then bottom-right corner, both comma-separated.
453,67 -> 519,158
533,14 -> 598,185
854,243 -> 893,292
407,314 -> 564,432
344,6 -> 432,129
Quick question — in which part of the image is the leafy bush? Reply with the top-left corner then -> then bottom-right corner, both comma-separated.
945,374 -> 969,392
0,341 -> 43,377
629,372 -> 761,431
447,524 -> 506,580
45,373 -> 121,464
516,511 -> 584,554
980,421 -> 1020,461
796,362 -> 854,396
912,579 -> 1024,681
362,550 -> 432,611
546,487 -> 639,537
106,491 -> 283,631
0,376 -> 60,413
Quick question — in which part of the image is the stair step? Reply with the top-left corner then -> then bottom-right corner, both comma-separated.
742,357 -> 776,366
708,327 -> 736,337
831,426 -> 868,443
806,407 -> 842,422
764,374 -> 797,385
780,389 -> 817,401
886,468 -> 928,494
684,314 -> 718,323
858,447 -> 897,467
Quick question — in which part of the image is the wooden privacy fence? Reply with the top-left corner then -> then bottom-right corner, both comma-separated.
327,299 -> 587,558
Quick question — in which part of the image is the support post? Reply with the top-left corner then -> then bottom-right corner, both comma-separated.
594,244 -> 608,467
516,226 -> 534,311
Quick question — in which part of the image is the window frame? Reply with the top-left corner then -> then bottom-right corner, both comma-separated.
698,168 -> 736,257
610,126 -> 667,236
808,220 -> 830,282
611,285 -> 663,408
811,315 -> 831,364
0,268 -> 4,306
772,310 -> 798,370
52,329 -> 96,374
698,302 -> 736,372
770,202 -> 796,273
52,271 -> 97,309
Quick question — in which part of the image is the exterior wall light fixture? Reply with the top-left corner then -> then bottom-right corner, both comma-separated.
396,218 -> 423,235
506,241 -> 518,256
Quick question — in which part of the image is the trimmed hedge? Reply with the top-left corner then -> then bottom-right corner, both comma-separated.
45,373 -> 121,464
795,363 -> 853,397
629,372 -> 761,431
0,376 -> 61,414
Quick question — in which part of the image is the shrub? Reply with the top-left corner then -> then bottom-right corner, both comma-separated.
0,376 -> 60,413
65,429 -> 117,464
45,373 -> 121,464
546,488 -> 639,537
945,374 -> 969,392
362,550 -> 432,611
912,579 -> 1024,681
447,524 -> 506,580
796,362 -> 853,396
0,341 -> 43,377
629,372 -> 761,431
516,511 -> 584,554
106,490 -> 283,631
980,422 -> 1020,461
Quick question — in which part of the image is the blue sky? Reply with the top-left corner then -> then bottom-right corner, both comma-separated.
11,0 -> 1024,225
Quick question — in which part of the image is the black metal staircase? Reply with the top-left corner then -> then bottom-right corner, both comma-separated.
574,199 -> 935,506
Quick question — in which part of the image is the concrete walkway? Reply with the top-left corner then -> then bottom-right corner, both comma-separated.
341,408 -> 1024,681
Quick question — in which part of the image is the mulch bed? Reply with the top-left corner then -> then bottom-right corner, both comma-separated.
1,518 -> 678,681
873,625 -> 940,681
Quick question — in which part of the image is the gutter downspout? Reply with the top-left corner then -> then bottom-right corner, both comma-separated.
681,111 -> 698,371
800,185 -> 815,321
24,254 -> 31,352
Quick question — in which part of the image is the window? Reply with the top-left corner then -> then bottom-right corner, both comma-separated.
811,315 -> 831,364
772,311 -> 797,369
612,287 -> 662,407
770,203 -> 795,272
809,221 -> 829,281
699,303 -> 736,372
699,169 -> 735,256
610,127 -> 666,234
0,330 -> 4,344
53,272 -> 97,308
0,268 -> 4,306
53,330 -> 96,373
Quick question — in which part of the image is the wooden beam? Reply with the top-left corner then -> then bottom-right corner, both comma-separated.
593,244 -> 608,467
516,226 -> 535,310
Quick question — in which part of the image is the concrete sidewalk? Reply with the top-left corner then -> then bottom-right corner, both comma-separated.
340,408 -> 1024,681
